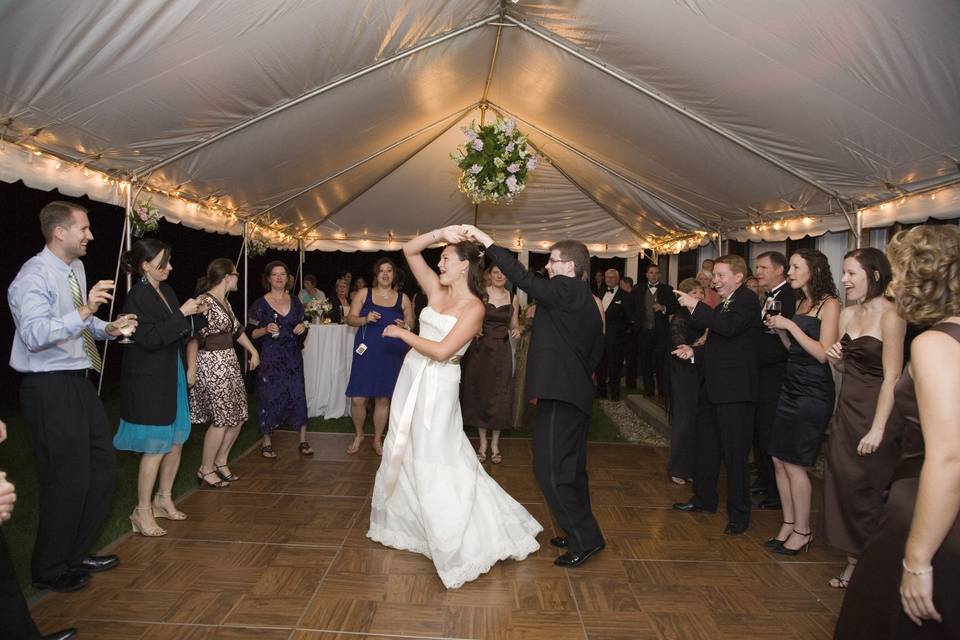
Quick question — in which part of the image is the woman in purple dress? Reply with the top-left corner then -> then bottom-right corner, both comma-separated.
344,258 -> 414,455
247,261 -> 312,459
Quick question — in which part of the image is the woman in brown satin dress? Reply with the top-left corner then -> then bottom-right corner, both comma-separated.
821,248 -> 905,588
461,265 -> 520,464
835,225 -> 960,639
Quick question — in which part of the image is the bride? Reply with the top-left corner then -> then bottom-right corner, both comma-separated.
368,225 -> 542,589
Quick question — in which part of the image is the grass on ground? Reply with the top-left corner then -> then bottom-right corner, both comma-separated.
0,392 -> 623,593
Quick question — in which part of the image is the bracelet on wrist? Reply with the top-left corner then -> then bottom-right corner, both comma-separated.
902,559 -> 933,576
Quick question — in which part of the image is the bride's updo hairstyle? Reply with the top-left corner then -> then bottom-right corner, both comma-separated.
450,241 -> 486,303
120,238 -> 172,277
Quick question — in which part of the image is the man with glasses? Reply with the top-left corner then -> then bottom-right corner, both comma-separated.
464,225 -> 606,568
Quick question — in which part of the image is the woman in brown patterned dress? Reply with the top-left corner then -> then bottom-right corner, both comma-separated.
186,259 -> 260,487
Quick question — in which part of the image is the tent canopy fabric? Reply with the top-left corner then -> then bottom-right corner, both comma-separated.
1,0 -> 958,254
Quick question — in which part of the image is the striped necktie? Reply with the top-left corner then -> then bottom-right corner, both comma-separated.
67,271 -> 103,373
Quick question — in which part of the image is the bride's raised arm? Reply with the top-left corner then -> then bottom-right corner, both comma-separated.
403,226 -> 467,299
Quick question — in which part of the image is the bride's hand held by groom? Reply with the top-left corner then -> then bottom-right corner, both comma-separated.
672,344 -> 694,360
460,224 -> 493,247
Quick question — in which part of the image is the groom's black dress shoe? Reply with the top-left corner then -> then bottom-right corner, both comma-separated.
71,554 -> 119,573
724,522 -> 748,535
549,536 -> 569,548
672,501 -> 717,514
40,628 -> 78,640
555,543 -> 605,568
33,569 -> 90,593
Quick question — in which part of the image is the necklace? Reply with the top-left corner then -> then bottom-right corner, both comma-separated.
376,288 -> 392,298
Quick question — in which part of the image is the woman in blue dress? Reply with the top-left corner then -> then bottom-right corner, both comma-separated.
115,239 -> 208,537
345,258 -> 414,455
247,261 -> 311,459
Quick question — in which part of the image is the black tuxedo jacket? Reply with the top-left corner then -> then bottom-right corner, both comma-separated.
757,281 -> 796,400
690,285 -> 762,405
600,287 -> 636,342
120,280 -> 207,425
486,245 -> 603,416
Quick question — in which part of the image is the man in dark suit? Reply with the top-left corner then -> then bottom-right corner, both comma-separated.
620,277 -> 640,390
468,225 -> 606,568
671,255 -> 761,535
635,264 -> 678,397
752,251 -> 795,509
596,269 -> 637,401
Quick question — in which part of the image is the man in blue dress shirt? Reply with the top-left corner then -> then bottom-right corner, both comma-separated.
8,201 -> 134,596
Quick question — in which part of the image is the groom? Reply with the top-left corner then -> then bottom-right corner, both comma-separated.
464,226 -> 606,567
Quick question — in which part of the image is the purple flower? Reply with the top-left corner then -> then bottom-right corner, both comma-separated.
462,127 -> 478,140
507,163 -> 519,173
526,156 -> 539,171
472,138 -> 484,151
505,175 -> 518,192
469,164 -> 482,174
503,118 -> 516,135
505,142 -> 515,153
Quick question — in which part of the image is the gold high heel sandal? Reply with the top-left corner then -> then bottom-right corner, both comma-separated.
130,507 -> 167,537
152,493 -> 187,521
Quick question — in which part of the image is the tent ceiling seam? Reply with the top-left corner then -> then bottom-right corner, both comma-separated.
244,103 -> 479,226
525,139 -> 653,246
487,100 -> 713,233
295,104 -> 478,239
502,12 -> 850,205
132,12 -> 501,180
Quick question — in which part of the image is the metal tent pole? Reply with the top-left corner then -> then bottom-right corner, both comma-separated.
243,223 -> 249,329
99,184 -> 133,395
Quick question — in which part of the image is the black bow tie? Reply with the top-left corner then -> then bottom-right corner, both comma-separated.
606,288 -> 615,294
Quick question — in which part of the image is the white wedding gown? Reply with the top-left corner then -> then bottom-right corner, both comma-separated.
367,306 -> 542,589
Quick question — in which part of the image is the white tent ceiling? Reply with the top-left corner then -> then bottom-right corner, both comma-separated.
1,0 -> 959,255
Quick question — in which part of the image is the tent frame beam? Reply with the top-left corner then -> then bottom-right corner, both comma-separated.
297,105 -> 476,240
487,101 -> 713,233
503,13 -> 850,205
527,139 -> 653,246
247,103 -> 479,228
133,13 -> 500,181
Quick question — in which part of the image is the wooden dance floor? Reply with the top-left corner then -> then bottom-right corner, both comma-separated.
31,431 -> 846,639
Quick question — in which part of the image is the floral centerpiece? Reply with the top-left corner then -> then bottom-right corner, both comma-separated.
129,198 -> 160,236
451,117 -> 539,204
246,238 -> 267,258
305,298 -> 333,323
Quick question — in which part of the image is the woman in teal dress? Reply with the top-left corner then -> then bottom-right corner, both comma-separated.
115,239 -> 208,537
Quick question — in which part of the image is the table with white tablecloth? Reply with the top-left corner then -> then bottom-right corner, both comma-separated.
302,322 -> 356,419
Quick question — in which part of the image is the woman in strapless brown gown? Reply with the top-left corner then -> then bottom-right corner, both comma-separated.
835,225 -> 960,639
821,249 -> 905,588
461,265 -> 520,464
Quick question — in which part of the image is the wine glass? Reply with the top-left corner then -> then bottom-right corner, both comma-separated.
115,314 -> 135,344
764,299 -> 782,334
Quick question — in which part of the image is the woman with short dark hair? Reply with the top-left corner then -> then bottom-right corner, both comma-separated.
247,261 -> 311,459
821,248 -> 905,589
115,239 -> 208,537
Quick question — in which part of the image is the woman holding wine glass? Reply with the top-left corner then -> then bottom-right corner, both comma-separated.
763,249 -> 840,555
247,261 -> 311,459
187,259 -> 261,487
114,239 -> 209,537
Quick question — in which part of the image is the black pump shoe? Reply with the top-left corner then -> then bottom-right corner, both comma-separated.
771,530 -> 813,556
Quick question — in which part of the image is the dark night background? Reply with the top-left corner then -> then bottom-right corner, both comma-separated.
0,179 -> 642,400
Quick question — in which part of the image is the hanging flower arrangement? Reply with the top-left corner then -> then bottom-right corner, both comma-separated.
451,117 -> 539,204
129,198 -> 160,237
246,238 -> 267,257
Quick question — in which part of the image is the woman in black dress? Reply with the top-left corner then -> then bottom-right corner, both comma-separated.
667,278 -> 706,484
764,249 -> 840,554
835,225 -> 960,639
